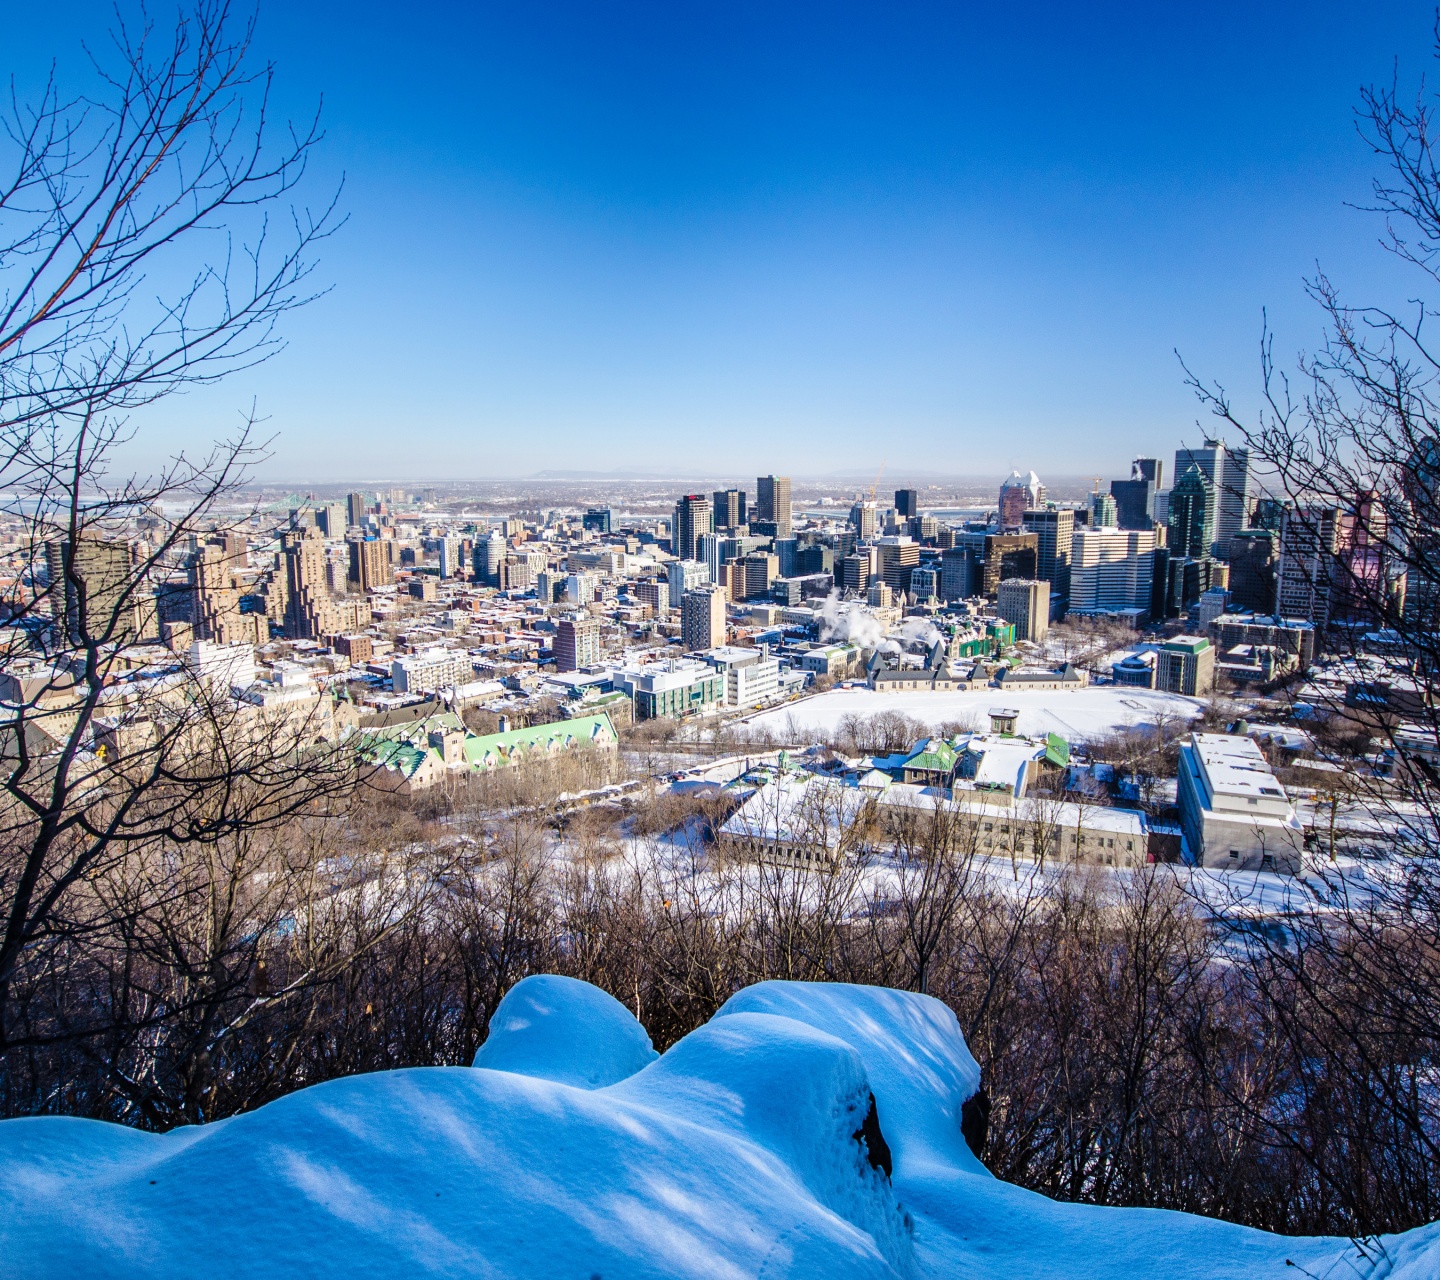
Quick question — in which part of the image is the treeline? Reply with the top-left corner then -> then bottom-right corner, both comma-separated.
3,782 -> 1436,1239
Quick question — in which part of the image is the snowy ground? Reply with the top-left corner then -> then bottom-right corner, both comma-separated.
4,975 -> 1436,1279
739,685 -> 1205,743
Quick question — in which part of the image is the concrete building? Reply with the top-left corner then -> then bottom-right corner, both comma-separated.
392,648 -> 470,695
712,488 -> 747,530
46,536 -> 146,645
1155,635 -> 1215,696
849,500 -> 879,539
995,578 -> 1050,642
1067,527 -> 1157,617
555,616 -> 602,672
672,494 -> 713,562
701,646 -> 783,708
874,536 -> 920,595
1021,507 -> 1074,615
755,475 -> 792,536
681,584 -> 727,651
1177,732 -> 1303,872
1277,504 -> 1346,628
634,579 -> 669,617
348,538 -> 392,593
614,660 -> 725,720
667,558 -> 710,605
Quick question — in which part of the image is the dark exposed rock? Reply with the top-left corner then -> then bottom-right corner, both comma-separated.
961,1087 -> 991,1158
853,1091 -> 893,1179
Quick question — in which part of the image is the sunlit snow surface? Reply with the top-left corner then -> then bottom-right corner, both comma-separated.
3,975 -> 1438,1278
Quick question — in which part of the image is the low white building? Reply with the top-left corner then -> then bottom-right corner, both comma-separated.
699,646 -> 783,709
1176,732 -> 1303,873
392,648 -> 471,695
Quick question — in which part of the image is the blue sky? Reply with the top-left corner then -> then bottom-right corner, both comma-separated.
5,3 -> 1436,482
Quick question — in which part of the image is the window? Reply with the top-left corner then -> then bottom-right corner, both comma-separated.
1228,849 -> 1240,859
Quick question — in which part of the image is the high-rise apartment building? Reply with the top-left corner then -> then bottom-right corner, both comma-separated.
283,526 -> 332,640
348,538 -> 393,593
667,558 -> 709,605
996,578 -> 1051,642
46,536 -> 143,645
1021,507 -> 1074,615
1168,465 -> 1215,560
473,533 -> 505,587
317,502 -> 347,537
345,492 -> 368,529
755,476 -> 792,536
438,536 -> 460,579
712,488 -> 748,530
190,543 -> 266,647
672,494 -> 713,562
555,617 -> 602,672
1068,527 -> 1157,617
634,579 -> 669,617
894,489 -> 918,520
682,584 -> 727,651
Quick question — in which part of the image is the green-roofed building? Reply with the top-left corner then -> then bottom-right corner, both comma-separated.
356,711 -> 618,793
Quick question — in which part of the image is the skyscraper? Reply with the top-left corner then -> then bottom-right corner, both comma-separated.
1111,457 -> 1163,531
1175,440 -> 1250,547
712,488 -> 748,530
672,494 -> 713,562
996,579 -> 1051,642
998,470 -> 1044,529
1168,465 -> 1215,560
345,492 -> 368,529
755,476 -> 792,536
894,488 -> 918,520
1022,507 -> 1074,615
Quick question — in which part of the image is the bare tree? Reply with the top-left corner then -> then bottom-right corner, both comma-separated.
0,3 -> 345,1063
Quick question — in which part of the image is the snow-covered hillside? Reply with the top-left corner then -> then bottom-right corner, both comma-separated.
2,976 -> 1437,1279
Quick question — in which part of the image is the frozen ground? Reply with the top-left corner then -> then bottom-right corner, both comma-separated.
741,685 -> 1205,743
3,975 -> 1437,1279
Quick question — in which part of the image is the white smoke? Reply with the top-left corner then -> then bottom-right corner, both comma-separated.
815,593 -> 942,656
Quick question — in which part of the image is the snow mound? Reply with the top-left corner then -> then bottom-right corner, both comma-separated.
3,977 -> 1440,1280
718,980 -> 985,1176
613,1009 -> 913,1272
473,973 -> 657,1087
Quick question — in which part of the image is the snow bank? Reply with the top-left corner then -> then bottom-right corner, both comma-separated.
3,977 -> 1439,1280
473,973 -> 657,1087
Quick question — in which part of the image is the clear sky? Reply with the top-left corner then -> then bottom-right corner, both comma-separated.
5,2 -> 1437,482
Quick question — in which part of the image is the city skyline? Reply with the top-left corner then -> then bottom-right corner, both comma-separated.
4,2 -> 1434,480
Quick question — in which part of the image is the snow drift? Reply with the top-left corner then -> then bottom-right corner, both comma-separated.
2,975 -> 1439,1279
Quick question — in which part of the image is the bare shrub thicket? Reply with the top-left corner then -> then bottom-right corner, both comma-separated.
7,775 -> 1438,1238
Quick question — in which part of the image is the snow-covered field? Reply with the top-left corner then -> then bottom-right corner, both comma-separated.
4,975 -> 1436,1278
743,685 -> 1204,743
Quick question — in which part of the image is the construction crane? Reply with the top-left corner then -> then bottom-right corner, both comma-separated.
869,462 -> 887,503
